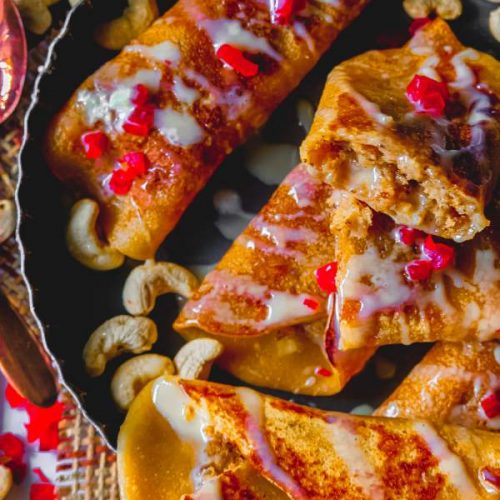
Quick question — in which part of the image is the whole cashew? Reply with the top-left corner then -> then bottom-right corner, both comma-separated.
174,339 -> 223,380
111,354 -> 175,410
0,465 -> 12,500
0,200 -> 16,245
123,260 -> 199,316
94,0 -> 159,51
83,315 -> 157,377
66,199 -> 124,271
490,7 -> 500,42
403,0 -> 462,19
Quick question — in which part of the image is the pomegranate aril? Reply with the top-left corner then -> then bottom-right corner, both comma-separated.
405,259 -> 433,281
480,390 -> 500,419
81,130 -> 108,159
409,17 -> 431,36
109,168 -> 135,195
406,74 -> 449,117
271,0 -> 306,25
303,297 -> 319,310
123,105 -> 154,136
314,367 -> 332,377
422,235 -> 455,270
131,84 -> 150,106
119,151 -> 149,176
216,44 -> 259,78
315,261 -> 338,294
397,226 -> 423,246
481,467 -> 500,489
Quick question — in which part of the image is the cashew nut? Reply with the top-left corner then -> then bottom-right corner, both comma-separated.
0,200 -> 16,245
111,353 -> 175,410
403,0 -> 462,19
94,0 -> 159,51
0,465 -> 12,500
174,339 -> 223,380
66,199 -> 125,271
490,7 -> 500,42
83,315 -> 157,377
123,260 -> 199,316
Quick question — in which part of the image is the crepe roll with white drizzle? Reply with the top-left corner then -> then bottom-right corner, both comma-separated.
328,193 -> 500,350
45,0 -> 369,261
375,342 -> 500,431
118,376 -> 500,499
175,164 -> 374,396
301,19 -> 500,243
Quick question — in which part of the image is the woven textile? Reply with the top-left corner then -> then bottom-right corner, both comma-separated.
0,27 -> 119,500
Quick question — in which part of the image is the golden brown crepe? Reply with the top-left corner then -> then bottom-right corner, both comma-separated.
45,0 -> 369,260
329,193 -> 500,350
175,164 -> 373,395
375,342 -> 500,431
118,376 -> 500,499
301,19 -> 500,243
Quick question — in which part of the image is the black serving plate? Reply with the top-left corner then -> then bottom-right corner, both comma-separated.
17,0 -> 500,448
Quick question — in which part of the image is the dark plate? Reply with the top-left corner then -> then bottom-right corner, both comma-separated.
17,0 -> 500,448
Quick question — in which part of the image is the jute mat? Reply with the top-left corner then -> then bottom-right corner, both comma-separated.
0,28 -> 119,500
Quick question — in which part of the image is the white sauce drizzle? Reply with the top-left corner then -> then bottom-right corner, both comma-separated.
264,291 -> 319,325
350,89 -> 393,126
201,19 -> 281,60
251,216 -> 317,247
339,246 -> 411,319
245,143 -> 299,186
77,69 -> 162,133
236,388 -> 305,497
172,76 -> 200,106
152,378 -> 211,489
413,422 -> 477,497
329,419 -> 383,500
125,40 -> 181,64
213,190 -> 255,240
184,269 -> 323,330
495,345 -> 500,365
293,22 -> 315,54
154,108 -> 204,146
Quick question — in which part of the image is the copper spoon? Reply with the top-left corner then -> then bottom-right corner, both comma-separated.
0,291 -> 58,407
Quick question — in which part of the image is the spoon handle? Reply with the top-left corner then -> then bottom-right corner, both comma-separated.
0,291 -> 58,407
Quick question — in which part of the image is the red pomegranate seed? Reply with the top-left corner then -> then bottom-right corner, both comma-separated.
480,390 -> 500,419
397,226 -> 423,246
406,75 -> 449,117
271,0 -> 306,25
81,130 -> 108,159
314,367 -> 332,377
123,105 -> 154,136
315,261 -> 338,294
481,467 -> 500,489
409,17 -> 431,36
119,152 -> 149,176
216,44 -> 259,78
303,297 -> 319,310
131,84 -> 150,106
422,235 -> 455,270
405,259 -> 433,281
109,168 -> 135,195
